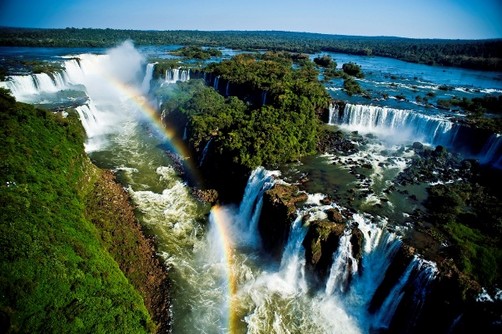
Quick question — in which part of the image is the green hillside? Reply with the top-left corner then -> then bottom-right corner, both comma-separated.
0,88 -> 157,333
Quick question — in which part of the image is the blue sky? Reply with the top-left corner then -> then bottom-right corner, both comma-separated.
1,0 -> 501,39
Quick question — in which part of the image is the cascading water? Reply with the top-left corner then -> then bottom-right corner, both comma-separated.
163,68 -> 190,85
372,256 -> 438,332
330,103 -> 501,167
479,133 -> 502,168
214,75 -> 220,90
141,62 -> 156,93
0,72 -> 68,99
333,103 -> 458,146
328,103 -> 338,125
235,167 -> 278,246
325,228 -> 359,294
198,138 -> 213,167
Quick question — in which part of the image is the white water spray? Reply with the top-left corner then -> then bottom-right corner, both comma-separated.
336,103 -> 458,146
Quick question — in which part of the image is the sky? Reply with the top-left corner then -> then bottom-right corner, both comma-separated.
0,0 -> 501,40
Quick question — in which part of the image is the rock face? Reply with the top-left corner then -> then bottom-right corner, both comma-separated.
192,188 -> 219,204
303,220 -> 345,286
317,129 -> 360,155
302,217 -> 365,288
258,184 -> 308,258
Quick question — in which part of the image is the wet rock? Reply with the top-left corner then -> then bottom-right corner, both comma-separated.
303,220 -> 345,286
258,184 -> 308,258
325,208 -> 344,224
361,163 -> 373,169
320,196 -> 332,205
192,188 -> 219,204
317,129 -> 359,155
412,141 -> 424,151
350,227 -> 364,266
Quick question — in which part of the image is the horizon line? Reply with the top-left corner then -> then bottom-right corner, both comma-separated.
1,26 -> 501,42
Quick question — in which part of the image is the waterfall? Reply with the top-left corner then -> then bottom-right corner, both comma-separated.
141,63 -> 156,93
165,68 -> 176,84
261,91 -> 267,106
479,133 -> 502,167
214,76 -> 220,90
75,102 -> 99,136
163,68 -> 190,85
235,167 -> 277,247
345,216 -> 402,311
198,138 -> 213,167
181,68 -> 190,82
328,103 -> 339,125
325,229 -> 359,295
0,72 -> 67,98
372,256 -> 438,331
0,75 -> 39,97
279,216 -> 309,292
182,123 -> 188,141
225,81 -> 230,96
335,103 -> 459,146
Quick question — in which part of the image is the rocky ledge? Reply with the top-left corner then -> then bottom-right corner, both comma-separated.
258,184 -> 308,258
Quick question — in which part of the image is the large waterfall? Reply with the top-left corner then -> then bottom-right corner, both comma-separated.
141,62 -> 157,93
330,103 -> 501,166
221,179 -> 438,333
479,133 -> 502,168
0,72 -> 68,97
330,103 -> 458,146
1,41 -> 155,151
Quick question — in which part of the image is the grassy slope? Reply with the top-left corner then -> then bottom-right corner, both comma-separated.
0,90 -> 154,333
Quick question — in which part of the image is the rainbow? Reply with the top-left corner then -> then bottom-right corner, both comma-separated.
105,69 -> 239,331
110,77 -> 239,330
210,205 -> 239,333
108,77 -> 201,184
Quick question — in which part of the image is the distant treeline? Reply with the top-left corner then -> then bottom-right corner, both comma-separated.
1,27 -> 501,71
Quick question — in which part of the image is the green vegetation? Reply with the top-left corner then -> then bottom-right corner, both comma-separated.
343,77 -> 365,96
1,28 -> 501,71
436,95 -> 502,132
21,60 -> 63,75
342,62 -> 364,78
170,46 -> 222,60
159,53 -> 330,168
314,55 -> 337,68
311,55 -> 366,95
426,182 -> 502,286
0,89 -> 155,333
313,54 -> 340,82
438,95 -> 502,114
